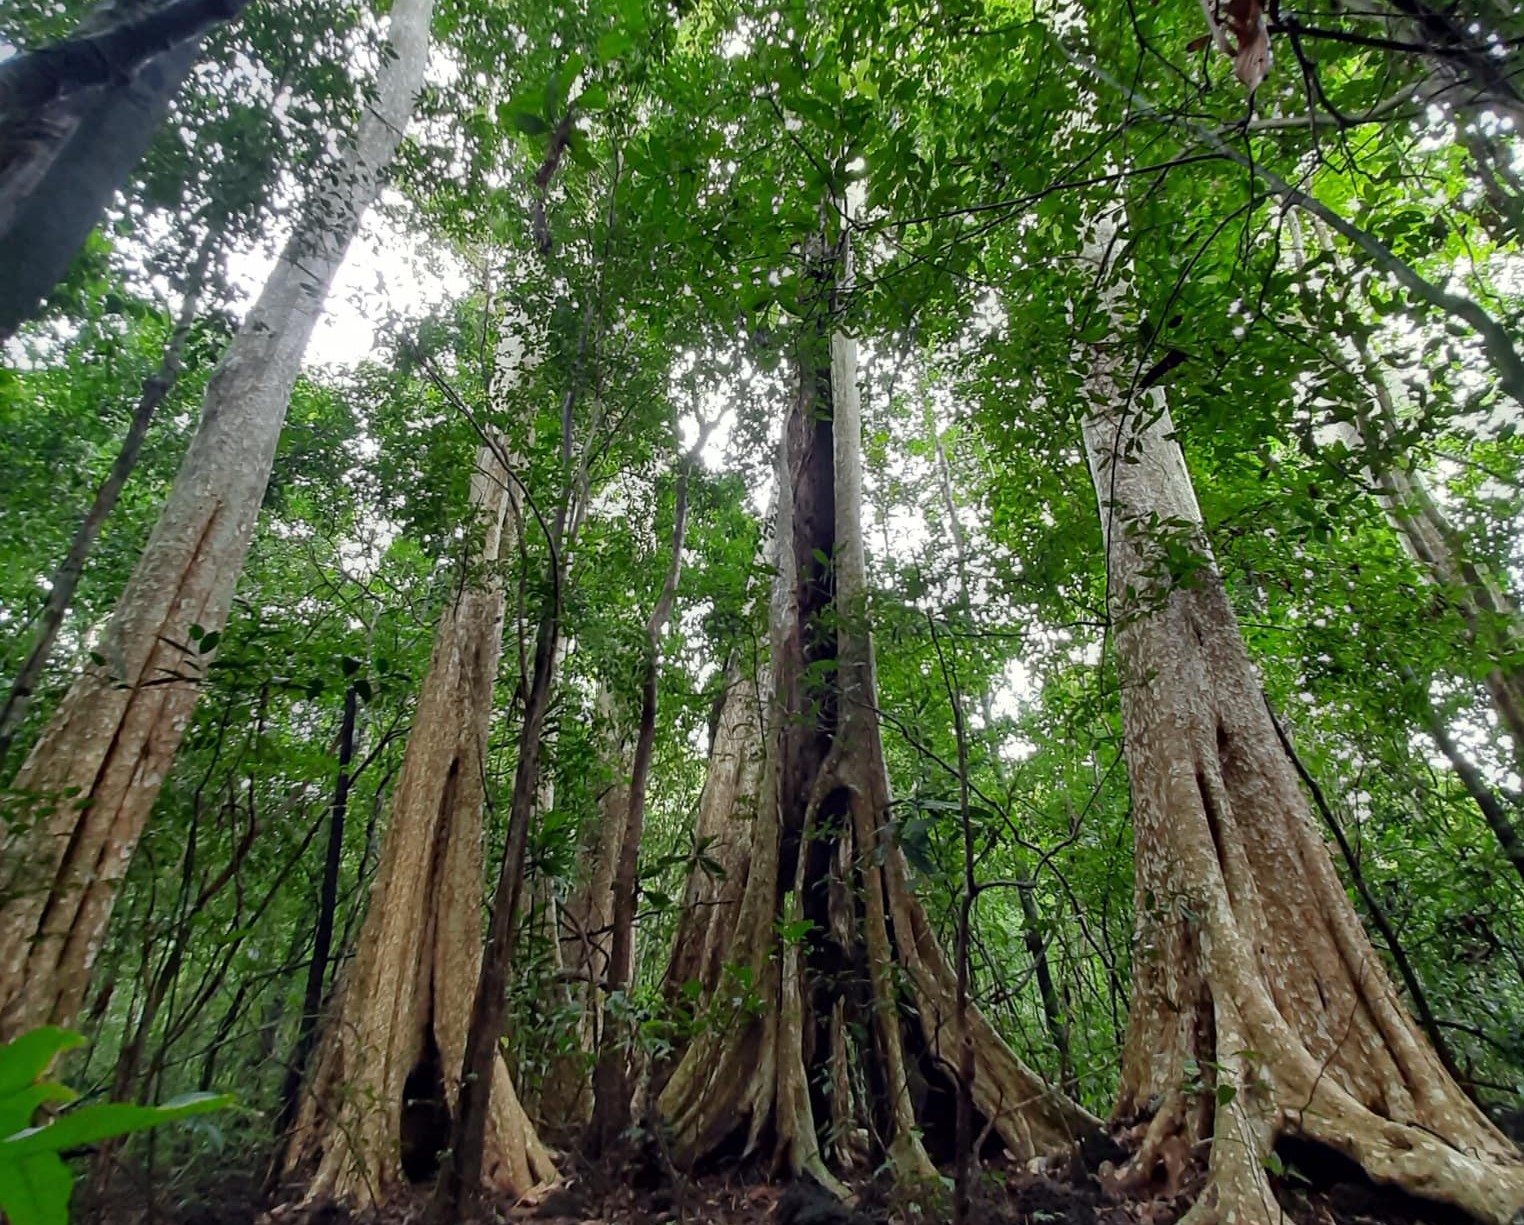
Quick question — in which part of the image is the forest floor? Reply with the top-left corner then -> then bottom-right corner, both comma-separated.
215,1138 -> 1480,1225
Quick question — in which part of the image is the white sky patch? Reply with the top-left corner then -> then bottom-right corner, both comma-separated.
225,189 -> 469,368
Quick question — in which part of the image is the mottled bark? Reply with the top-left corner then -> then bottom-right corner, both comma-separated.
537,689 -> 630,1130
658,228 -> 1094,1187
0,234 -> 212,769
285,443 -> 553,1208
1084,225 -> 1524,1225
0,0 -> 246,118
0,0 -> 212,341
661,661 -> 764,1007
0,0 -> 434,1042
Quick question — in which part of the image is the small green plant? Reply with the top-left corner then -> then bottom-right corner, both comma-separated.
0,1026 -> 231,1225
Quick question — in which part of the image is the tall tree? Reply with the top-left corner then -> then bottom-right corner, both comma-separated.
657,217 -> 1095,1186
0,0 -> 435,1042
1080,220 -> 1524,1225
287,435 -> 554,1207
589,421 -> 711,1149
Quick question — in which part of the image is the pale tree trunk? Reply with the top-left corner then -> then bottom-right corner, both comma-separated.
657,224 -> 1095,1189
1083,224 -> 1524,1225
1344,391 -> 1524,775
661,659 -> 765,1007
0,0 -> 433,1043
1286,214 -> 1524,879
537,685 -> 630,1130
285,441 -> 553,1208
0,229 -> 214,770
1343,400 -> 1524,885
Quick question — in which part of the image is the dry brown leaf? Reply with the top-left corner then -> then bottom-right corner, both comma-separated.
1198,0 -> 1271,93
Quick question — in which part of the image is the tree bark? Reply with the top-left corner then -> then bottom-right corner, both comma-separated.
0,0 -> 213,342
439,589 -> 564,1216
1082,222 -> 1524,1225
661,659 -> 765,1008
0,0 -> 246,119
537,686 -> 630,1130
1342,338 -> 1524,779
589,450 -> 697,1151
0,0 -> 434,1043
286,442 -> 553,1208
0,233 -> 213,770
657,223 -> 1095,1187
274,683 -> 359,1150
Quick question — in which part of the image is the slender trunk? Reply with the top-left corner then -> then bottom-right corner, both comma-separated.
1267,702 -> 1468,1084
537,687 -> 630,1129
589,454 -> 695,1151
1082,219 -> 1523,1225
0,0 -> 433,1043
925,618 -> 977,1225
931,426 -> 1076,1094
1420,691 -> 1524,887
1346,357 -> 1524,775
274,683 -> 358,1147
440,250 -> 600,1217
0,233 -> 213,771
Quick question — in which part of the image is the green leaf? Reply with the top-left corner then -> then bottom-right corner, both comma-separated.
196,631 -> 220,653
0,1149 -> 72,1225
0,1031 -> 84,1101
3,1094 -> 232,1157
596,28 -> 634,61
575,83 -> 609,112
511,111 -> 549,136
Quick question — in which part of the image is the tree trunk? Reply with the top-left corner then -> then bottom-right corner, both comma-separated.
0,0 -> 246,119
0,0 -> 218,341
0,231 -> 213,770
285,442 -> 554,1208
0,0 -> 433,1044
657,224 -> 1095,1187
439,588 -> 564,1217
661,659 -> 765,1008
273,683 -> 359,1151
537,686 -> 630,1130
439,289 -> 599,1218
589,451 -> 697,1151
1082,225 -> 1524,1225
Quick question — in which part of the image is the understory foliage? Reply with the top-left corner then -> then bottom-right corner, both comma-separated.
2,0 -> 1524,1219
